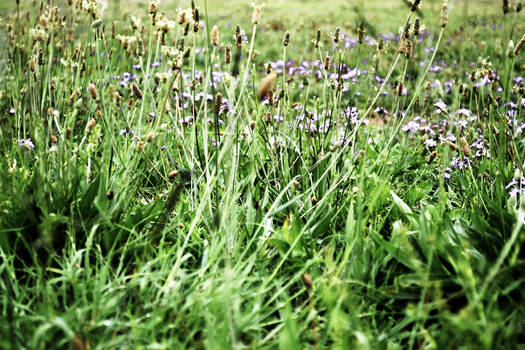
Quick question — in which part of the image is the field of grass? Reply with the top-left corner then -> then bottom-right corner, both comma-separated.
0,0 -> 524,348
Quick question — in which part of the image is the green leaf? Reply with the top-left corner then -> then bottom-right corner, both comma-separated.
390,190 -> 413,216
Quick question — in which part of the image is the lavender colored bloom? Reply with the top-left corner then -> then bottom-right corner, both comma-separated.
434,100 -> 447,113
424,139 -> 437,147
402,120 -> 420,133
18,139 -> 35,150
450,156 -> 470,170
119,128 -> 135,136
8,108 -> 15,114
507,176 -> 525,198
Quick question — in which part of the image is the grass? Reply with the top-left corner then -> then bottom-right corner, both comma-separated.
0,0 -> 524,349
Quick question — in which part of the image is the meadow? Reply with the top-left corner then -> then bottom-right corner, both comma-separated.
0,0 -> 524,348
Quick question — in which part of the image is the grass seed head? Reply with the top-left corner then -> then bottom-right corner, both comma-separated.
283,31 -> 290,46
357,24 -> 366,44
503,0 -> 510,14
302,273 -> 313,289
88,83 -> 99,101
215,92 -> 222,115
441,1 -> 449,28
411,0 -> 422,12
252,3 -> 264,25
132,83 -> 143,99
460,137 -> 470,155
515,33 -> 525,56
405,41 -> 413,58
225,44 -> 232,63
428,151 -> 437,164
211,25 -> 219,45
314,30 -> 321,48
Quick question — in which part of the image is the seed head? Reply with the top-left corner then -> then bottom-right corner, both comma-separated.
411,0 -> 422,12
302,273 -> 313,289
428,151 -> 437,164
460,137 -> 470,155
86,118 -> 96,132
211,25 -> 219,45
148,1 -> 158,15
215,92 -> 222,115
324,54 -> 330,70
333,27 -> 340,44
88,83 -> 99,101
283,31 -> 290,46
404,41 -> 413,58
357,23 -> 366,44
314,30 -> 321,48
515,33 -> 525,56
132,83 -> 143,99
266,63 -> 272,74
225,44 -> 232,63
441,1 -> 449,28
251,3 -> 264,25
413,18 -> 421,37
503,0 -> 509,14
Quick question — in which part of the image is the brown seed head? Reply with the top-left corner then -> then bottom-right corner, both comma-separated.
225,44 -> 232,64
88,83 -> 99,101
514,33 -> 525,56
503,0 -> 510,14
428,151 -> 437,164
441,1 -> 449,28
132,83 -> 143,99
324,54 -> 330,70
283,31 -> 290,47
211,25 -> 219,46
404,41 -> 413,58
357,24 -> 366,44
314,30 -> 321,48
215,92 -> 223,115
411,0 -> 422,12
252,4 -> 263,25
302,273 -> 313,289
460,137 -> 470,155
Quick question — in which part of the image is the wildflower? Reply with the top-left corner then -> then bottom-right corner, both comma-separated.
424,139 -> 437,147
18,139 -> 35,151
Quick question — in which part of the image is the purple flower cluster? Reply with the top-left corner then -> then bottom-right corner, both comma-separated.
506,177 -> 525,199
18,139 -> 35,150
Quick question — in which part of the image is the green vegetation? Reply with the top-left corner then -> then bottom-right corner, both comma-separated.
0,0 -> 524,348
